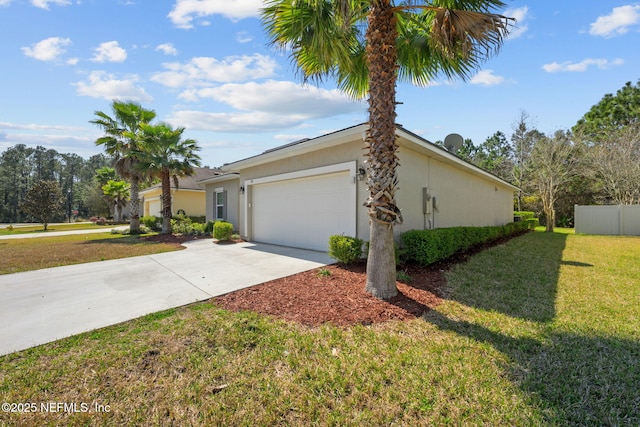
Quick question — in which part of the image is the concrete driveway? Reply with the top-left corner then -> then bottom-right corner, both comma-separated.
0,239 -> 332,356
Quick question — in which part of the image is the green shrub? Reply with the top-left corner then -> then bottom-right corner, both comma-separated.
213,221 -> 234,241
401,222 -> 529,267
526,218 -> 539,229
141,215 -> 160,231
514,211 -> 536,220
328,235 -> 364,264
204,220 -> 216,234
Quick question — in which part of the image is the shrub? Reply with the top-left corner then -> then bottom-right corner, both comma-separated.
328,235 -> 363,264
401,222 -> 529,267
141,215 -> 160,231
213,221 -> 234,241
514,211 -> 536,220
526,218 -> 539,229
204,220 -> 216,234
172,219 -> 207,236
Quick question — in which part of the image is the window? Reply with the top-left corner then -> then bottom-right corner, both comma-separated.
215,188 -> 226,220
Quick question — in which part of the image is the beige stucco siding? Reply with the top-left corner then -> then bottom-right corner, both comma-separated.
205,178 -> 240,231
213,125 -> 517,247
394,145 -> 514,236
141,188 -> 207,217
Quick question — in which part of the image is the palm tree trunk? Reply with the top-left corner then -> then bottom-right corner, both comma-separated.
161,171 -> 172,235
129,178 -> 140,233
364,0 -> 399,299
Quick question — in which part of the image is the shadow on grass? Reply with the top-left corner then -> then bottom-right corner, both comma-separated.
423,309 -> 640,425
442,232 -> 568,322
421,232 -> 640,424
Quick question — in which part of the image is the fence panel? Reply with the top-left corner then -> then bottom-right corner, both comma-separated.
575,205 -> 640,236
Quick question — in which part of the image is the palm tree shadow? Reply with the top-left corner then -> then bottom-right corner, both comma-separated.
422,308 -> 640,424
442,232 -> 569,322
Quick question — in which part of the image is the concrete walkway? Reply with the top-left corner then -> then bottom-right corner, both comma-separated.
0,239 -> 332,356
0,226 -> 128,239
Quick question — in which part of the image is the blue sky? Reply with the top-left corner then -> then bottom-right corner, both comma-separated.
1,1 -> 639,168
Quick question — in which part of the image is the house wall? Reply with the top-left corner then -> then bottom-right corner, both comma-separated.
141,188 -> 207,217
172,190 -> 207,217
215,130 -> 515,245
394,145 -> 514,235
205,178 -> 240,230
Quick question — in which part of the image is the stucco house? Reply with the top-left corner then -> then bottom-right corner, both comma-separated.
140,167 -> 220,218
200,123 -> 517,251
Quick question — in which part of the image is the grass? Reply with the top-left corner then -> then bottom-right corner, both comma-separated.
0,233 -> 183,274
1,231 -> 638,426
0,222 -> 112,235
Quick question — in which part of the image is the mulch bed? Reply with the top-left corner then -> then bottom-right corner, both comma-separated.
150,232 -> 525,327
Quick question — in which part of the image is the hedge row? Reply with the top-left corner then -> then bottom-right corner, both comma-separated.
400,221 -> 529,267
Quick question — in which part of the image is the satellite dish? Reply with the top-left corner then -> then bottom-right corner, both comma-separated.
444,133 -> 464,152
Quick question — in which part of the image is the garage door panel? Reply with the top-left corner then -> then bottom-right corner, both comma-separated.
252,171 -> 355,251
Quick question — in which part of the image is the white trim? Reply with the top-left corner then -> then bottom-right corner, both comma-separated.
243,161 -> 357,242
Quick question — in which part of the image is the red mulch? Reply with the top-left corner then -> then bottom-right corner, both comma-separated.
215,262 -> 447,327
152,233 -> 525,327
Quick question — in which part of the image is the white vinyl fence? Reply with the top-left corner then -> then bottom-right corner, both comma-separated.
575,205 -> 640,236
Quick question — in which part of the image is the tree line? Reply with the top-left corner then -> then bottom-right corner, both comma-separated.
0,145 -> 111,223
0,100 -> 202,232
440,79 -> 640,231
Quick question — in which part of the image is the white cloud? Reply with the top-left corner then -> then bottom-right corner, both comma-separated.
0,0 -> 14,6
31,0 -> 70,9
505,6 -> 529,39
186,80 -> 363,116
92,41 -> 127,63
236,31 -> 253,43
470,70 -> 505,86
75,71 -> 153,102
0,121 -> 84,132
167,80 -> 364,133
156,43 -> 178,56
590,5 -> 640,37
542,58 -> 624,73
21,37 -> 71,61
168,0 -> 264,29
166,110 -> 307,132
151,54 -> 277,87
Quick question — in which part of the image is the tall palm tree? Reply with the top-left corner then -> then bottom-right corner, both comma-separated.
90,101 -> 156,234
134,123 -> 202,234
263,0 -> 512,298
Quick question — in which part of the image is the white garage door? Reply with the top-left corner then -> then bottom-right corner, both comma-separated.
252,171 -> 356,251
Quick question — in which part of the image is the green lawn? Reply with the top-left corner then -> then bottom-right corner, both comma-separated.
1,231 -> 638,426
0,233 -> 183,274
0,222 -> 112,235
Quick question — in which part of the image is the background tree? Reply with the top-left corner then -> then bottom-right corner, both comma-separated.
19,180 -> 64,230
102,179 -> 130,222
135,123 -> 201,234
90,101 -> 156,234
474,131 -> 513,181
263,0 -> 512,298
583,124 -> 640,205
573,80 -> 640,142
528,130 -> 579,232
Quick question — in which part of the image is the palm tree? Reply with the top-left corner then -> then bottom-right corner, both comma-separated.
101,179 -> 130,222
263,0 -> 512,298
134,123 -> 202,234
90,101 -> 156,234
